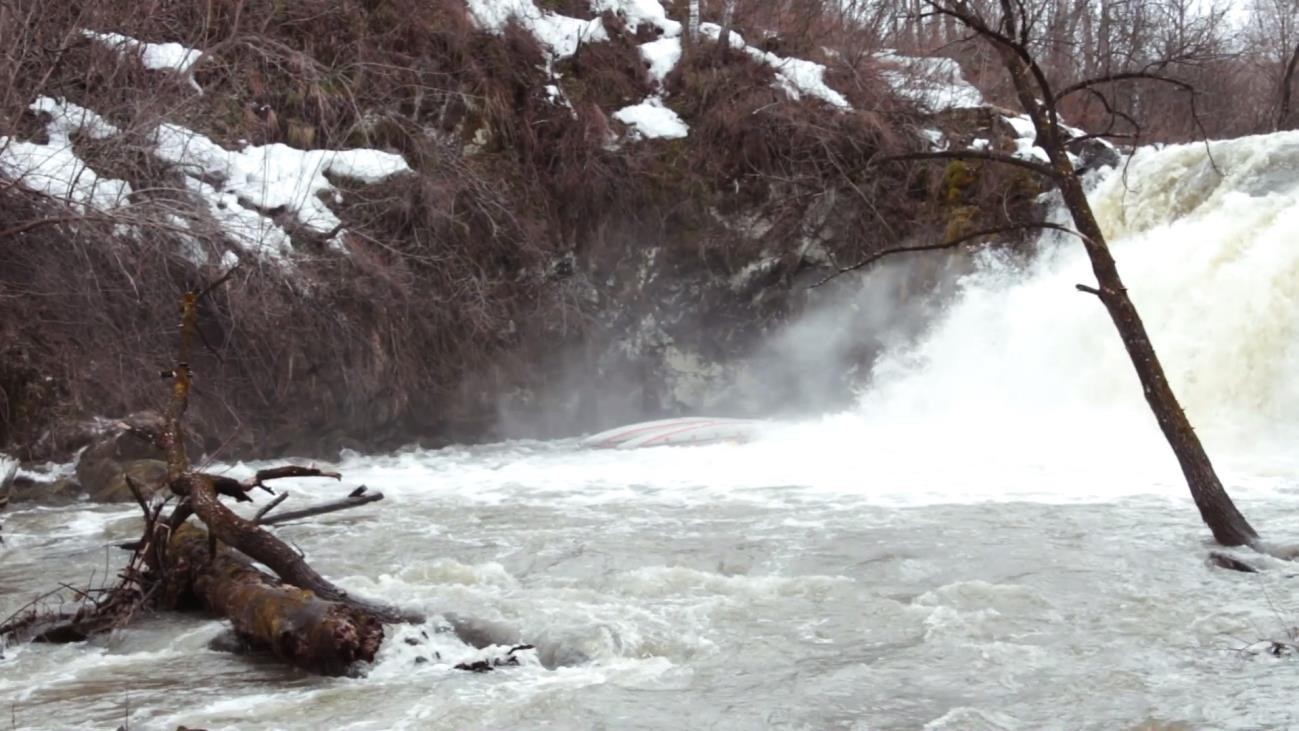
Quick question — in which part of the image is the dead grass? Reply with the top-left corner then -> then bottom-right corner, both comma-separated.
0,0 -> 962,456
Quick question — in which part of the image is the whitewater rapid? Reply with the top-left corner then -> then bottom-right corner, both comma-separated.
6,133 -> 1299,729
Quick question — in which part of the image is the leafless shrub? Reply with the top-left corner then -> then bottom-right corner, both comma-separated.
1,0 -> 955,454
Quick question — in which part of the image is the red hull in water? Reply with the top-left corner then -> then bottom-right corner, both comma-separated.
581,417 -> 765,449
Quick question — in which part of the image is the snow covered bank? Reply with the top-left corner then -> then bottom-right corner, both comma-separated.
700,23 -> 850,110
613,97 -> 688,139
1,95 -> 410,259
82,30 -> 202,74
877,51 -> 983,111
465,0 -> 607,59
154,124 -> 411,246
0,97 -> 131,212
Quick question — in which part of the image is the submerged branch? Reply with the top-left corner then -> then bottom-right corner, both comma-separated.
257,489 -> 384,526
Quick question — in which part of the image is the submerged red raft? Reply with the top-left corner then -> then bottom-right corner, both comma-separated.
581,417 -> 766,449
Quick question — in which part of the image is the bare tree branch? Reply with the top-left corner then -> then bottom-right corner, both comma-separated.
1054,70 -> 1196,103
879,149 -> 1062,180
813,222 -> 1090,288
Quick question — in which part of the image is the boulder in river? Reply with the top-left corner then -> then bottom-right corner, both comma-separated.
73,411 -> 169,503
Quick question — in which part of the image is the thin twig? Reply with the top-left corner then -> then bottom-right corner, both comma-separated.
253,492 -> 289,523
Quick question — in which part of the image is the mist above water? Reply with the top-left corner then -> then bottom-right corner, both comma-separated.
760,132 -> 1299,498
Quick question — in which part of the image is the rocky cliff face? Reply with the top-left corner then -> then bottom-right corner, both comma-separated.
0,0 -> 1083,460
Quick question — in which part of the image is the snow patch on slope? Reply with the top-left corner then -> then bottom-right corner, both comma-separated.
82,30 -> 202,73
591,0 -> 681,36
1002,114 -> 1092,168
877,51 -> 983,111
0,97 -> 132,212
640,36 -> 682,84
465,0 -> 607,59
184,177 -> 293,260
154,124 -> 410,244
0,93 -> 409,260
614,97 -> 688,139
699,23 -> 850,110
616,6 -> 684,141
1003,114 -> 1048,163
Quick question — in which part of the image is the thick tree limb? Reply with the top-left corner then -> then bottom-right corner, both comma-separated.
879,149 -> 1061,180
157,281 -> 422,624
163,523 -> 383,676
204,465 -> 341,502
181,472 -> 421,623
8,279 -> 423,672
257,490 -> 384,527
161,289 -> 200,482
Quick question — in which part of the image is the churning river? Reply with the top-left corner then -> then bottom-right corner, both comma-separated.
7,133 -> 1299,730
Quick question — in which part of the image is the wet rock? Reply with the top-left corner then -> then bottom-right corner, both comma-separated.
93,459 -> 168,503
23,417 -> 110,464
74,412 -> 168,502
208,629 -> 257,655
1068,134 -> 1121,173
0,455 -> 15,511
445,614 -> 522,649
8,475 -> 82,507
454,644 -> 534,672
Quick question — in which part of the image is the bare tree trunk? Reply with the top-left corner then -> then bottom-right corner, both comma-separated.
1098,0 -> 1112,73
1278,42 -> 1299,130
1079,0 -> 1095,75
717,0 -> 737,58
688,0 -> 700,41
991,41 -> 1259,547
907,1 -> 1261,547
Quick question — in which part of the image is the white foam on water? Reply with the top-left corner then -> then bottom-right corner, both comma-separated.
305,131 -> 1299,512
10,133 -> 1299,729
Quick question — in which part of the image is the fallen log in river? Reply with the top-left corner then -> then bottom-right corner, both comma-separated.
162,522 -> 384,675
0,275 -> 432,676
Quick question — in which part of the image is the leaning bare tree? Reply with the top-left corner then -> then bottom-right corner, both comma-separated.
841,0 -> 1264,549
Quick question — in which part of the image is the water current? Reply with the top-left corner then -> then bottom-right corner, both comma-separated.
6,133 -> 1299,730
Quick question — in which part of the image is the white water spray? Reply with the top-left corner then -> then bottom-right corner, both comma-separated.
326,133 -> 1299,510
831,133 -> 1299,473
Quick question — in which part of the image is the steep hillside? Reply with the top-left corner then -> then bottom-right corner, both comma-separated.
0,0 -> 1055,459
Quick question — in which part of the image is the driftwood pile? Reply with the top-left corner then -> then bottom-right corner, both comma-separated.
1,278 -> 423,675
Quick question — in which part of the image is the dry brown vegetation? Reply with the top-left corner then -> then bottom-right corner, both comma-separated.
0,0 -> 991,457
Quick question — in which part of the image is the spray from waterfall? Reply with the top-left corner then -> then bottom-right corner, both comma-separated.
735,132 -> 1299,500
